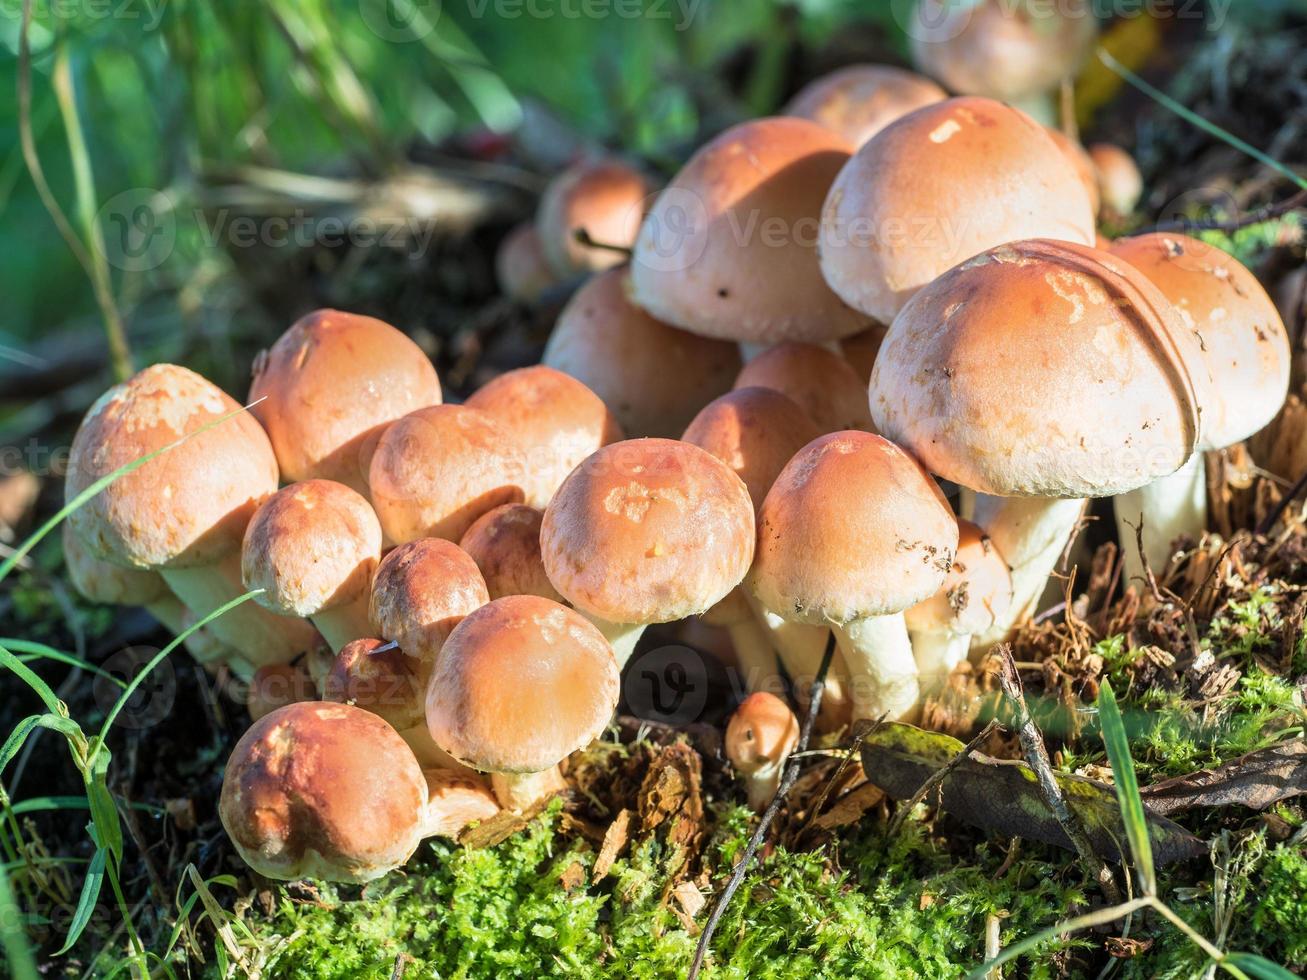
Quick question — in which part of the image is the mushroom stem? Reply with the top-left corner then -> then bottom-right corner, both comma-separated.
419,770 -> 499,840
748,597 -> 855,728
1114,453 -> 1206,586
832,613 -> 919,722
909,630 -> 970,697
489,767 -> 567,812
724,616 -> 782,696
742,760 -> 786,812
396,725 -> 477,776
969,496 -> 1086,648
313,595 -> 374,653
576,613 -> 645,667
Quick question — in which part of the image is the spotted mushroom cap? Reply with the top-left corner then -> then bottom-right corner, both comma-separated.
904,520 -> 1012,636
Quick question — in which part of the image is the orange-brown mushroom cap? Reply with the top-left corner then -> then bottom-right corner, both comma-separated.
63,523 -> 169,606
783,64 -> 947,147
536,158 -> 650,278
369,538 -> 490,662
541,439 -> 756,625
1089,143 -> 1144,217
725,692 -> 800,778
322,637 -> 424,731
249,310 -> 442,493
219,701 -> 427,882
733,342 -> 873,434
426,595 -> 620,773
459,504 -> 562,602
904,520 -> 1012,636
496,222 -> 556,302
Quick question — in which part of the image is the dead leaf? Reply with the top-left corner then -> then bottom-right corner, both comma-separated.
592,809 -> 631,881
559,861 -> 586,893
810,782 -> 886,832
1106,936 -> 1154,958
1139,739 -> 1307,816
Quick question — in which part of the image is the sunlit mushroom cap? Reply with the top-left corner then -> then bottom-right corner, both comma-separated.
725,692 -> 800,777
426,595 -> 620,773
1089,143 -> 1144,216
63,523 -> 169,606
819,97 -> 1097,324
733,343 -> 873,434
536,158 -> 650,277
67,364 -> 279,570
1045,127 -> 1101,216
369,538 -> 490,662
904,520 -> 1012,636
629,117 -> 867,345
749,431 -> 958,625
783,64 -> 947,147
1109,233 -> 1291,449
870,239 -> 1212,498
241,480 -> 381,619
459,504 -> 562,602
249,309 -> 441,493
541,439 -> 755,625
219,701 -> 427,882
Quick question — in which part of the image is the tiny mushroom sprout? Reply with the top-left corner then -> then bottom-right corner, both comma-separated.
725,692 -> 800,812
540,438 -> 756,665
66,364 -> 315,670
369,538 -> 491,667
1109,232 -> 1291,579
819,97 -> 1097,326
248,309 -> 442,496
733,342 -> 874,434
909,0 -> 1099,123
459,503 -> 563,602
465,365 -> 624,508
426,595 -> 620,811
783,64 -> 947,147
870,239 -> 1213,647
543,266 -> 740,438
904,520 -> 1012,696
241,480 -> 382,653
219,701 -> 429,883
628,117 -> 867,346
1089,143 -> 1145,218
749,431 -> 958,722
535,157 -> 650,278
368,403 -> 529,544
495,222 -> 556,303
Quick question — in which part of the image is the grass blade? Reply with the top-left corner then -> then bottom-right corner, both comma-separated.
86,778 -> 123,867
0,856 -> 39,980
1,714 -> 83,774
1098,679 -> 1156,897
964,898 -> 1153,979
1221,953 -> 1301,979
0,644 -> 65,715
54,845 -> 106,955
3,638 -> 128,689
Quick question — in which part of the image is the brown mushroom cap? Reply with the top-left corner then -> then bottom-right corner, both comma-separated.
543,267 -> 740,438
495,222 -> 556,302
750,431 -> 958,624
466,365 -> 623,507
681,387 -> 822,514
783,64 -> 947,147
629,117 -> 867,345
733,343 -> 874,434
536,158 -> 650,277
249,310 -> 442,493
63,523 -> 169,606
1046,127 -> 1102,216
426,595 -> 619,773
819,97 -> 1097,324
67,364 -> 279,570
459,504 -> 562,602
241,480 -> 382,618
904,520 -> 1012,636
368,404 -> 528,544
725,692 -> 800,777
910,0 -> 1098,103
1089,143 -> 1144,216
541,439 -> 756,625
1109,233 -> 1291,449
369,538 -> 490,661
870,239 -> 1211,498
246,663 -> 316,723
322,637 -> 423,730
219,701 -> 427,882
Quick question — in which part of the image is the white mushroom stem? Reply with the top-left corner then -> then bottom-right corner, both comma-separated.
969,496 -> 1086,648
419,770 -> 499,840
396,724 -> 477,776
740,757 -> 787,812
1114,453 -> 1207,586
489,767 -> 567,812
832,613 -> 919,722
313,595 -> 374,653
576,614 -> 646,668
747,596 -> 855,722
724,616 -> 782,697
909,630 -> 970,698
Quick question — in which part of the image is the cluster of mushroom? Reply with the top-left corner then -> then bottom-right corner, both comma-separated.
62,0 -> 1292,881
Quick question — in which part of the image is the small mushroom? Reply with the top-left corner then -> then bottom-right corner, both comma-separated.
536,158 -> 650,278
1089,143 -> 1144,218
369,538 -> 490,666
784,64 -> 947,147
1045,127 -> 1102,216
733,343 -> 874,434
495,222 -> 556,302
426,595 -> 620,811
725,692 -> 800,812
245,663 -> 316,722
459,503 -> 562,602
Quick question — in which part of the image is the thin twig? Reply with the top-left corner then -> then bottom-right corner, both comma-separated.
1255,465 -> 1307,536
995,646 -> 1123,905
573,227 -> 634,258
685,633 -> 836,980
886,720 -> 1001,839
1137,188 -> 1307,236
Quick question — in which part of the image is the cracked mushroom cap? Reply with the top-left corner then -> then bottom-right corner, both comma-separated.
725,692 -> 800,778
537,158 -> 650,278
904,520 -> 1012,636
466,366 -> 624,508
629,117 -> 867,345
248,310 -> 442,493
734,343 -> 874,434
496,222 -> 555,302
910,0 -> 1098,104
426,595 -> 620,774
370,538 -> 490,661
219,701 -> 427,883
541,439 -> 756,625
67,364 -> 279,570
1109,232 -> 1290,450
241,480 -> 382,618
869,239 -> 1213,498
784,64 -> 947,147
1089,144 -> 1144,216
681,387 -> 822,515
368,404 -> 528,544
819,97 -> 1097,325
459,504 -> 562,602
543,267 -> 740,438
750,431 -> 958,625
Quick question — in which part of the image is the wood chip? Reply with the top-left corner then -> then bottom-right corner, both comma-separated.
592,808 -> 632,881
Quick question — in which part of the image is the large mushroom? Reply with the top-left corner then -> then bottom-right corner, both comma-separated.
536,158 -> 650,278
426,595 -> 620,811
1109,233 -> 1291,578
750,431 -> 958,721
784,64 -> 947,147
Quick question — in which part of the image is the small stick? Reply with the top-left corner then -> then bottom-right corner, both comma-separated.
1137,188 -> 1307,237
886,719 -> 1001,839
995,646 -> 1123,905
573,227 -> 634,258
1255,465 -> 1307,536
685,633 -> 836,980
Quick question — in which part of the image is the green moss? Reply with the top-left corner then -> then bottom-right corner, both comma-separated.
1251,843 -> 1307,968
